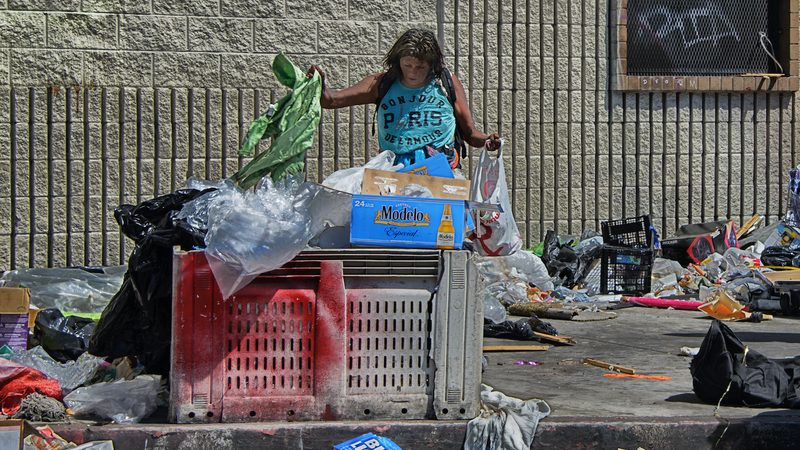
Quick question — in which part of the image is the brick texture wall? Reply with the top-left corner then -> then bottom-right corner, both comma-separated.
0,0 -> 797,268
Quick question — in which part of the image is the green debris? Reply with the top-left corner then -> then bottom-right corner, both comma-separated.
232,52 -> 322,189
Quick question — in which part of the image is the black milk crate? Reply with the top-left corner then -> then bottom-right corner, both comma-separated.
601,215 -> 652,248
600,245 -> 653,295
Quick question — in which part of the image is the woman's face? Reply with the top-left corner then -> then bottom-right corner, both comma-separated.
399,56 -> 432,88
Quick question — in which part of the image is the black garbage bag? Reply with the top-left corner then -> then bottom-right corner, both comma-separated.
88,189 -> 210,376
33,308 -> 95,362
484,318 -> 536,340
760,246 -> 800,268
541,230 -> 600,288
690,320 -> 800,408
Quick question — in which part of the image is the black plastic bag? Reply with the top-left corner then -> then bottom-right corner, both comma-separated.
33,308 -> 95,362
88,189 -> 210,376
760,246 -> 800,268
690,320 -> 800,408
484,319 -> 536,340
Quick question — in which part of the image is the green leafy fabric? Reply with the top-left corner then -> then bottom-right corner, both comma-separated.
232,52 -> 321,189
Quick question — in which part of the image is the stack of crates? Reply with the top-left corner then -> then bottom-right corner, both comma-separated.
600,215 -> 654,295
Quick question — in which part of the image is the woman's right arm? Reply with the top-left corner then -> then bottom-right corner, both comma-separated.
308,66 -> 383,109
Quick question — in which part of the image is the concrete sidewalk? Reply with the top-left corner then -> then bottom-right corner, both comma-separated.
50,306 -> 800,449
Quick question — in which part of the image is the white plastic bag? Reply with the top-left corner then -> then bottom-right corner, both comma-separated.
468,145 -> 523,256
464,384 -> 550,450
63,375 -> 161,424
322,151 -> 400,194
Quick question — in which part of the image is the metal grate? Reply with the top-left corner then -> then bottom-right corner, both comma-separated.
224,294 -> 316,396
627,0 -> 772,75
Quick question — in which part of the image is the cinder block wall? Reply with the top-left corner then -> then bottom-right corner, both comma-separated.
0,0 -> 796,269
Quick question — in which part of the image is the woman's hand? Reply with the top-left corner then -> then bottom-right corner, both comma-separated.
486,133 -> 502,151
307,65 -> 326,84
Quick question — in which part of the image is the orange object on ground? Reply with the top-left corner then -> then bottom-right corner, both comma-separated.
603,373 -> 672,381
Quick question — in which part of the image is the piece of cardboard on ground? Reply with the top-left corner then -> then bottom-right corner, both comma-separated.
362,168 -> 470,200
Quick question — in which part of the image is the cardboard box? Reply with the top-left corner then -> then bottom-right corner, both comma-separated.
0,288 -> 29,352
661,221 -> 738,266
362,169 -> 470,200
0,420 -> 44,450
350,194 -> 465,249
396,152 -> 454,178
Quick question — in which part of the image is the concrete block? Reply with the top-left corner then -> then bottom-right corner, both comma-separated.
8,0 -> 79,10
82,0 -> 149,13
288,54 -> 348,89
189,18 -> 252,53
0,11 -> 45,47
48,13 -> 116,49
220,0 -> 283,17
348,55 -> 382,85
255,19 -> 316,54
154,53 -> 219,87
120,15 -> 186,51
286,0 -> 346,20
152,0 -> 217,16
318,21 -> 377,55
11,49 -> 82,86
350,0 -> 407,21
0,50 -> 7,86
410,0 -> 436,22
85,51 -> 152,87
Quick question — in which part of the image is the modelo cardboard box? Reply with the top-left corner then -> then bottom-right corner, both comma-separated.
0,288 -> 29,352
362,168 -> 470,200
661,220 -> 738,266
350,195 -> 466,249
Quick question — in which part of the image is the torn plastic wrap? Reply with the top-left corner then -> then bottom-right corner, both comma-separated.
0,266 -> 125,314
4,346 -> 104,391
63,374 -> 162,423
203,176 -> 313,299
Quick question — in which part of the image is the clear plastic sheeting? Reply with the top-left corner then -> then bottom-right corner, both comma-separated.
483,291 -> 508,324
475,250 -> 554,291
0,267 -> 126,313
64,374 -> 161,424
4,346 -> 104,392
203,176 -> 313,299
175,177 -> 232,231
321,151 -> 400,194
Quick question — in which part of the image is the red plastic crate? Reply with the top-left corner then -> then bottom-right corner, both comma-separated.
169,249 -> 481,423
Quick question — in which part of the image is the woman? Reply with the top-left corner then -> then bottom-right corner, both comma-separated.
308,28 -> 501,168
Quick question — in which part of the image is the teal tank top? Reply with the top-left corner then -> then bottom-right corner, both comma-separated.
377,77 -> 457,155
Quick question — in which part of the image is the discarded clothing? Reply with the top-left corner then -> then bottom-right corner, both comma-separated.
691,320 -> 800,408
11,392 -> 68,422
464,384 -> 550,450
0,358 -> 62,415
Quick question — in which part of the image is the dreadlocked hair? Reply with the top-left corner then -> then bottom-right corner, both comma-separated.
382,28 -> 444,81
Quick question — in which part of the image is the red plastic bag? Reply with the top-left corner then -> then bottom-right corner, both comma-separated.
0,358 -> 62,415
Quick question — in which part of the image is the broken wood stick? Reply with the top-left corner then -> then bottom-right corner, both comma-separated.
603,373 -> 672,381
583,358 -> 636,374
534,331 -> 576,345
483,344 -> 550,352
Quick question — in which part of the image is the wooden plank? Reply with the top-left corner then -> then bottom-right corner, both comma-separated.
583,358 -> 636,374
736,214 -> 763,239
534,331 -> 576,345
483,345 -> 551,352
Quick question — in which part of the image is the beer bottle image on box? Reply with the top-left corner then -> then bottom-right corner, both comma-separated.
436,203 -> 455,249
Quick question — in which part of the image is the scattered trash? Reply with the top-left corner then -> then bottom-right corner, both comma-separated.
0,358 -> 62,415
483,318 -> 558,340
691,320 -> 800,408
333,432 -> 402,450
464,384 -> 550,450
603,373 -> 672,381
4,346 -> 104,391
322,151 -> 400,194
513,361 -> 543,366
583,358 -> 636,375
699,291 -> 773,322
624,296 -> 705,311
679,347 -> 700,357
63,374 -> 162,424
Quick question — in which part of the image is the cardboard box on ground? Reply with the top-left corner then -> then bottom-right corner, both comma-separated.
0,288 -> 30,352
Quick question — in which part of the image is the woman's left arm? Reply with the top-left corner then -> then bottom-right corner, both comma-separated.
451,74 -> 501,150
